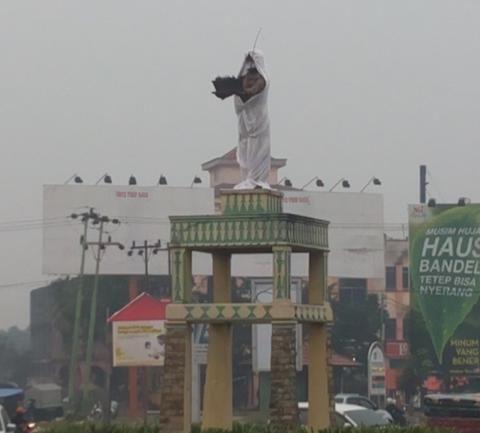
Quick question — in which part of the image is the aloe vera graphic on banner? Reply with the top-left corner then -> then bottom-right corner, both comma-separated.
409,203 -> 480,361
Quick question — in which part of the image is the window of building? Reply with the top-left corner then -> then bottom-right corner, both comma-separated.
339,278 -> 367,304
385,267 -> 396,291
385,318 -> 397,341
402,267 -> 409,290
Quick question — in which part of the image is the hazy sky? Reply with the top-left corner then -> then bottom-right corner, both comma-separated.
2,1 -> 480,329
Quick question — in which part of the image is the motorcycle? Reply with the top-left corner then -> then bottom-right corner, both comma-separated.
87,400 -> 119,422
12,406 -> 37,433
20,422 -> 37,433
385,399 -> 407,426
13,419 -> 37,433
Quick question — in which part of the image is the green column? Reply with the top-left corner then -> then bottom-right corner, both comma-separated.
273,246 -> 292,299
170,248 -> 192,303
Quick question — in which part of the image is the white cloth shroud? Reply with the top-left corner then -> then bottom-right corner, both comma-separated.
234,50 -> 271,190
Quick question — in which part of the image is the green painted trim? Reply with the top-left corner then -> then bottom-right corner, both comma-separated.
170,213 -> 328,251
166,302 -> 333,324
273,246 -> 291,299
219,190 -> 284,215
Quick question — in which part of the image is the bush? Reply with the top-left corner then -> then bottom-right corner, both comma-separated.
41,422 -> 454,433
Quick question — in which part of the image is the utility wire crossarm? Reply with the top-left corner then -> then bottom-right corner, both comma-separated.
127,239 -> 164,293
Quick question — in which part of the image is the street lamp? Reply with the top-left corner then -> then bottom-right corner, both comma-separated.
64,174 -> 83,184
191,176 -> 202,187
329,178 -> 350,192
458,197 -> 471,206
301,176 -> 324,190
360,177 -> 382,192
278,176 -> 292,187
95,173 -> 112,184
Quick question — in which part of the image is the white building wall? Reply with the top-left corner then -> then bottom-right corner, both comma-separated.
43,186 -> 384,279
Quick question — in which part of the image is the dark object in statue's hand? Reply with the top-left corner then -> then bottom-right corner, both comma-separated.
212,76 -> 243,100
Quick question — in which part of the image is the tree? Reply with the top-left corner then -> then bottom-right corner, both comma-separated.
331,294 -> 386,361
0,326 -> 32,387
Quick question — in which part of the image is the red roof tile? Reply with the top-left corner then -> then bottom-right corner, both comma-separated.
108,292 -> 170,322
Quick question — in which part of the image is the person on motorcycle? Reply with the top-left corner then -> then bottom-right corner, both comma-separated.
385,397 -> 407,426
12,403 -> 27,433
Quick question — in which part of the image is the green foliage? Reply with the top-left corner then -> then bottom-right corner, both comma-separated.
40,422 -> 454,433
49,276 -> 129,352
401,309 -> 439,392
0,326 -> 32,386
330,294 -> 387,360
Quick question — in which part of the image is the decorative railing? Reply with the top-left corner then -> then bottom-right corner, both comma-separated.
170,213 -> 328,251
166,301 -> 332,324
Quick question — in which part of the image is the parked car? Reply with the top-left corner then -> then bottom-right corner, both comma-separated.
336,403 -> 392,427
335,393 -> 393,423
0,405 -> 16,433
423,392 -> 480,433
335,393 -> 378,409
298,402 -> 392,427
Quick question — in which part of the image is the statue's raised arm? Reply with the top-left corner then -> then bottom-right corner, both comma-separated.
212,50 -> 271,190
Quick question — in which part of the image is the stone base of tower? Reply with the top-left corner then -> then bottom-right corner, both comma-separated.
270,323 -> 299,429
159,326 -> 189,432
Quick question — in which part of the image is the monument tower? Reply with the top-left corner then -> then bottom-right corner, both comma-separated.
159,50 -> 333,431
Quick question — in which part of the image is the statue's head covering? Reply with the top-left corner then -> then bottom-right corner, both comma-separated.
238,50 -> 269,86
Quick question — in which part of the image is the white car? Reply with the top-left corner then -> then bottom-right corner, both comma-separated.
298,402 -> 392,427
336,403 -> 392,427
335,393 -> 393,423
0,405 -> 16,433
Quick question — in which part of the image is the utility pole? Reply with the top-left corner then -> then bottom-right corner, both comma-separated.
420,165 -> 427,204
82,215 -> 124,407
126,239 -> 162,413
127,239 -> 162,293
379,293 -> 386,342
67,208 -> 99,409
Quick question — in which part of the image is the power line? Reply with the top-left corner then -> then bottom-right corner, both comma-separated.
0,279 -> 57,289
0,217 -> 63,225
0,221 -> 412,234
10,213 -> 399,227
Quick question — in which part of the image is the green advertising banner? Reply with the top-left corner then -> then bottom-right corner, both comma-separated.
409,204 -> 480,366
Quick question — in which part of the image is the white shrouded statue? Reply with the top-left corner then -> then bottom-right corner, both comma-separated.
212,50 -> 271,190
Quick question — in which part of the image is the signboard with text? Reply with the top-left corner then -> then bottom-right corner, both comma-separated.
113,320 -> 166,367
409,204 -> 480,372
367,342 -> 386,398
